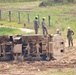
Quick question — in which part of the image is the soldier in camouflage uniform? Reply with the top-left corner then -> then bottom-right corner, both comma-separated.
56,29 -> 61,35
41,17 -> 48,35
33,16 -> 39,34
67,27 -> 74,47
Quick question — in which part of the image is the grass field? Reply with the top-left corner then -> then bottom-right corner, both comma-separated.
0,0 -> 41,2
0,27 -> 22,35
0,1 -> 76,38
38,68 -> 76,75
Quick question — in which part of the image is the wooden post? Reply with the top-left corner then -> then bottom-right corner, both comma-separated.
9,11 -> 11,22
0,10 -> 1,20
27,13 -> 30,23
38,14 -> 40,25
48,15 -> 51,26
18,11 -> 20,24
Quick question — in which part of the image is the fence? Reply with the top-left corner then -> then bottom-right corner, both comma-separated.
0,9 -> 51,26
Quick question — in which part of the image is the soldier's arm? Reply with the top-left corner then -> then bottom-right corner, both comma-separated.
37,21 -> 39,28
43,23 -> 46,28
67,31 -> 68,38
72,31 -> 74,35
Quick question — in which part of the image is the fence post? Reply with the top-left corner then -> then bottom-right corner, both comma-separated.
48,15 -> 51,26
9,11 -> 11,22
18,11 -> 20,24
0,10 -> 1,20
27,13 -> 30,23
38,14 -> 40,25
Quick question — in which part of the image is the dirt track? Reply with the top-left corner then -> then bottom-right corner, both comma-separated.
0,25 -> 34,33
0,61 -> 76,75
0,46 -> 76,75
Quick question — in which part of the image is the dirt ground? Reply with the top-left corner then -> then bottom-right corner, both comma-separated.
0,40 -> 76,75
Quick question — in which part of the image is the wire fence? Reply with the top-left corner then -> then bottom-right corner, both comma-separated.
0,9 -> 51,26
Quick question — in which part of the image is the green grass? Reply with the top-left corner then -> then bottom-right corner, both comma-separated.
0,2 -> 76,75
0,21 -> 24,28
0,2 -> 76,38
0,0 -> 41,3
0,27 -> 22,35
38,68 -> 76,75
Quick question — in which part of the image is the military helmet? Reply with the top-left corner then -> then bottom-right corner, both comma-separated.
68,27 -> 70,29
43,17 -> 46,20
35,16 -> 38,19
56,29 -> 59,31
51,34 -> 53,36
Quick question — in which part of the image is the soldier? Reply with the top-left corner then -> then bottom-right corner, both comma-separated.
33,16 -> 39,34
41,17 -> 48,35
9,36 -> 13,42
56,29 -> 61,35
67,27 -> 74,47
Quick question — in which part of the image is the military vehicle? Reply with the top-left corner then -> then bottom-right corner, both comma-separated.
0,34 -> 65,61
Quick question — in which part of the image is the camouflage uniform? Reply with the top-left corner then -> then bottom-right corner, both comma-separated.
67,28 -> 74,47
41,18 -> 48,35
33,17 -> 39,34
56,29 -> 61,35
